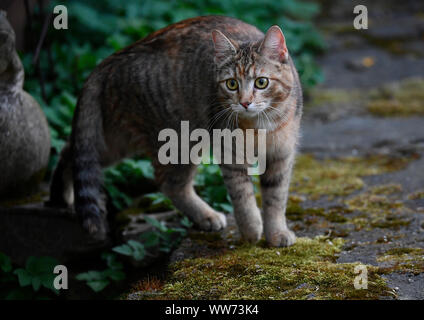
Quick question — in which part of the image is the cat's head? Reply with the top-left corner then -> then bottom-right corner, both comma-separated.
212,26 -> 295,129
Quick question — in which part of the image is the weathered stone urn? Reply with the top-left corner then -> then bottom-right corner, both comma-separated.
0,10 -> 50,198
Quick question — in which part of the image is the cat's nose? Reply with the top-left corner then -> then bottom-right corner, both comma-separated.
240,101 -> 251,109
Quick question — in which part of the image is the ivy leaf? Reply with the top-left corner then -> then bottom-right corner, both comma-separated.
140,232 -> 160,248
26,256 -> 58,276
112,244 -> 133,256
144,216 -> 168,233
32,277 -> 42,292
103,269 -> 126,281
218,203 -> 233,213
40,273 -> 59,294
101,253 -> 123,270
75,271 -> 104,281
14,269 -> 32,287
135,160 -> 155,179
180,216 -> 193,229
87,279 -> 110,292
127,240 -> 145,261
0,252 -> 12,273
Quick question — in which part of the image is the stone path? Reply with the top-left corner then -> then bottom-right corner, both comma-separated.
305,2 -> 424,299
125,0 -> 424,300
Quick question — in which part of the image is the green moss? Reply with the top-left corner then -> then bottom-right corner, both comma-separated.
346,184 -> 411,230
154,237 -> 390,300
323,21 -> 424,57
367,78 -> 424,117
325,208 -> 349,223
361,34 -> 424,57
382,248 -> 423,256
407,189 -> 424,200
188,231 -> 230,251
306,77 -> 424,118
378,248 -> 424,275
306,88 -> 360,107
369,215 -> 411,229
320,22 -> 356,35
286,204 -> 325,221
375,234 -> 404,244
369,184 -> 403,195
290,155 -> 410,200
347,194 -> 403,214
286,203 -> 350,224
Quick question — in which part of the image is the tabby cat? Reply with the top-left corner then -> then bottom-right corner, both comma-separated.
48,16 -> 303,247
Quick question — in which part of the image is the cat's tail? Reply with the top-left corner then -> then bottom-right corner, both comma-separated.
71,91 -> 108,240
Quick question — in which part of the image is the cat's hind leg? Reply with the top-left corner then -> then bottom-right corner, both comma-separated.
46,142 -> 74,208
154,162 -> 227,231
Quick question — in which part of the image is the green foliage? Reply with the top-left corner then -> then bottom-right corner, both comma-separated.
113,215 -> 189,261
13,256 -> 59,293
195,163 -> 233,213
142,192 -> 174,211
0,252 -> 12,273
0,217 -> 190,298
180,216 -> 194,229
0,253 -> 60,299
143,216 -> 188,253
77,216 -> 191,293
112,240 -> 146,261
75,253 -> 125,292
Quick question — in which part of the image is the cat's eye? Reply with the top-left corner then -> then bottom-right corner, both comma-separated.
255,77 -> 269,89
226,79 -> 238,91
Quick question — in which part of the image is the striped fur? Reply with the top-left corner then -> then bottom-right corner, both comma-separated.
48,16 -> 302,246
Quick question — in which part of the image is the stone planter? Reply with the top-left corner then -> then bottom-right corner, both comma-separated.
0,10 -> 50,199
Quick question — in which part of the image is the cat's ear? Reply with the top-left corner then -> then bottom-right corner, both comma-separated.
259,26 -> 288,63
211,30 -> 237,65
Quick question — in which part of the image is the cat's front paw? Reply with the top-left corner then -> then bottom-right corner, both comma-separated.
241,225 -> 263,244
196,211 -> 227,231
266,228 -> 296,247
239,215 -> 263,244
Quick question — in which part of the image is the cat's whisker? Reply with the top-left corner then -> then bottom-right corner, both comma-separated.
230,114 -> 237,131
207,107 -> 231,132
262,110 -> 274,130
225,110 -> 235,130
207,109 -> 226,127
266,108 -> 283,121
262,112 -> 269,130
266,106 -> 290,122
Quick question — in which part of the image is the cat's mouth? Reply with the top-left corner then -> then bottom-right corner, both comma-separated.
228,102 -> 288,130
231,103 -> 264,117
